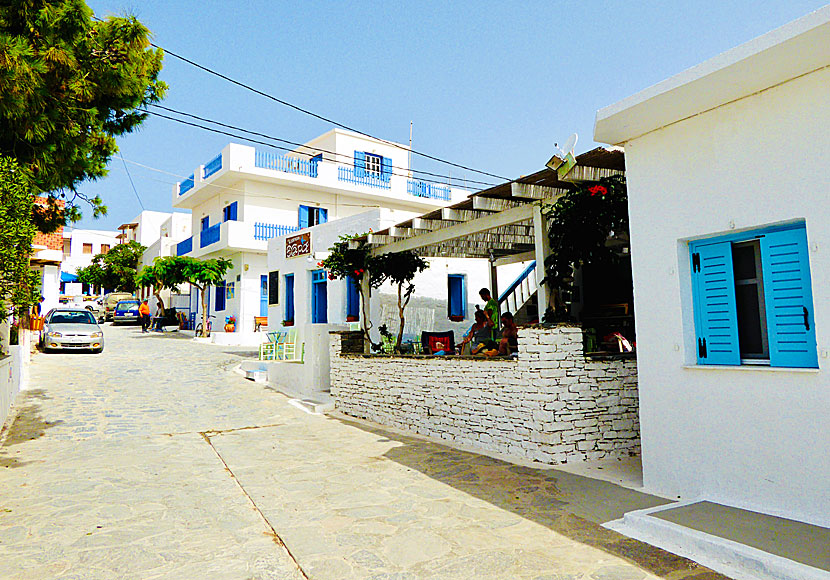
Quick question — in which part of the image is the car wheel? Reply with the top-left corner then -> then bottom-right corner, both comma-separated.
92,347 -> 104,354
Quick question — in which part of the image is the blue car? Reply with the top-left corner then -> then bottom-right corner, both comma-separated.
113,300 -> 141,325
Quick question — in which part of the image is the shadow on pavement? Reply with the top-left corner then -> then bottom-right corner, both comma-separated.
337,417 -> 731,580
0,389 -> 63,469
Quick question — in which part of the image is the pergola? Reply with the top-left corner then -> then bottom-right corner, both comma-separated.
352,147 -> 624,311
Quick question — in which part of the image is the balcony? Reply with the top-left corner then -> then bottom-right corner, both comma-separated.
203,152 -> 223,179
176,236 -> 193,256
179,174 -> 194,196
200,223 -> 221,248
407,179 -> 451,201
338,166 -> 391,190
255,150 -> 318,178
254,222 -> 299,240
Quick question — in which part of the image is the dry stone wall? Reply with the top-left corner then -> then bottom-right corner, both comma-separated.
330,326 -> 639,464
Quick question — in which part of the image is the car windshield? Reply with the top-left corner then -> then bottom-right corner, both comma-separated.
117,301 -> 139,309
50,311 -> 97,325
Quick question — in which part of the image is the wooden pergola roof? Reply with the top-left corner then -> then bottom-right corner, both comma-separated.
355,147 -> 624,263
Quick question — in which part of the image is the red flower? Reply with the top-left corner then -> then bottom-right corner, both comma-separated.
353,270 -> 360,276
588,185 -> 608,196
317,261 -> 324,267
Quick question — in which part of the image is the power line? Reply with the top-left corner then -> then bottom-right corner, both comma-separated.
119,152 -> 145,210
145,109 -> 488,190
151,43 -> 510,181
149,103 -> 497,187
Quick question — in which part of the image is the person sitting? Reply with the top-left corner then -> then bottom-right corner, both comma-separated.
432,341 -> 450,356
498,311 -> 519,355
459,308 -> 495,355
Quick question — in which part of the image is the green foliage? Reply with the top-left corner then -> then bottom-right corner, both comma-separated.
0,1 -> 166,230
319,233 -> 384,288
76,240 -> 145,292
540,174 -> 628,321
372,251 -> 429,352
0,156 -> 39,319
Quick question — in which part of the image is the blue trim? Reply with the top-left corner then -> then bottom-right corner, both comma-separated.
254,223 -> 299,240
338,166 -> 392,189
447,274 -> 466,319
215,281 -> 226,312
407,179 -> 451,201
223,201 -> 238,222
354,151 -> 366,178
255,150 -> 319,178
260,275 -> 268,317
688,221 -> 806,248
200,223 -> 221,248
201,216 -> 210,231
176,236 -> 193,256
381,156 -> 392,182
179,174 -> 194,196
298,205 -> 310,229
318,207 -> 328,224
346,275 -> 360,319
498,261 -> 536,303
311,269 -> 328,324
284,274 -> 295,322
203,153 -> 223,179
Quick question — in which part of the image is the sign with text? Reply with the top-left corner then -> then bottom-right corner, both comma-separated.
286,232 -> 311,258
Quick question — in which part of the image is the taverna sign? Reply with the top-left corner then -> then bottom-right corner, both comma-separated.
286,232 -> 311,258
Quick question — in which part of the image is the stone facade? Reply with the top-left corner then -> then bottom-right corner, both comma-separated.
330,326 -> 640,465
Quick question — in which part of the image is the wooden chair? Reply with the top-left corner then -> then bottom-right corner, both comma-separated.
254,316 -> 268,332
259,331 -> 284,360
282,330 -> 298,360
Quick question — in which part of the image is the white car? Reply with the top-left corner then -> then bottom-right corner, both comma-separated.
41,308 -> 105,353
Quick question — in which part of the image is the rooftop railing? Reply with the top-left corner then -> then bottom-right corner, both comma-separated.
255,150 -> 318,178
254,222 -> 300,241
176,236 -> 193,256
199,223 -> 221,248
202,153 -> 223,179
178,174 -> 194,196
338,166 -> 391,190
407,179 -> 451,201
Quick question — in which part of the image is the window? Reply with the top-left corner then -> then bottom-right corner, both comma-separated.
689,222 -> 817,368
63,239 -> 71,254
101,244 -> 110,253
311,269 -> 328,324
447,274 -> 467,320
215,281 -> 226,311
298,205 -> 328,229
365,153 -> 382,176
82,243 -> 93,255
345,275 -> 360,319
268,271 -> 280,305
201,216 -> 210,231
284,274 -> 295,322
222,202 -> 238,222
354,151 -> 391,182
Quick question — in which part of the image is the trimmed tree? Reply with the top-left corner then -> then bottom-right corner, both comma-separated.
77,241 -> 145,293
135,255 -> 186,312
0,1 -> 167,230
371,251 -> 429,353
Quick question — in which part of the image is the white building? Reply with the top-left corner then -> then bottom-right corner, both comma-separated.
172,129 -> 469,335
594,1 -> 829,544
60,228 -> 121,295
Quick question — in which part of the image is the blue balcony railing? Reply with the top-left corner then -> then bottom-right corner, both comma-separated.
338,166 -> 391,189
407,179 -> 451,201
254,150 -> 318,178
202,152 -> 223,179
176,236 -> 193,256
254,222 -> 300,241
200,223 -> 221,248
179,174 -> 194,196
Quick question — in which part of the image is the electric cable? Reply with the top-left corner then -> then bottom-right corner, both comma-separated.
119,152 -> 145,210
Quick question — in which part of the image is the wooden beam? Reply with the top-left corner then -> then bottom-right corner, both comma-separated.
493,250 -> 537,267
561,165 -> 623,183
471,197 -> 523,212
441,208 -> 490,221
372,203 -> 535,256
511,183 -> 569,199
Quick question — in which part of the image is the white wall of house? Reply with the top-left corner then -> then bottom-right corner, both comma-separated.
61,229 -> 120,275
594,9 -> 830,527
124,210 -> 173,247
159,212 -> 191,242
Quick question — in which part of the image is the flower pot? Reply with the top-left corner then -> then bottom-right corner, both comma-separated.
346,315 -> 358,322
448,315 -> 464,322
224,323 -> 235,333
283,320 -> 294,327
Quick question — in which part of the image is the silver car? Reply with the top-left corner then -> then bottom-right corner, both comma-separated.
42,309 -> 105,353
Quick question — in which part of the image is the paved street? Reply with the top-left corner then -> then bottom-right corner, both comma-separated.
0,324 -> 728,579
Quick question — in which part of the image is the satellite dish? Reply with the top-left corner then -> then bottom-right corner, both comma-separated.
546,132 -> 579,177
562,133 -> 578,155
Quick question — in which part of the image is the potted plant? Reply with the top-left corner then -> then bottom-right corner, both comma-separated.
224,315 -> 236,333
282,319 -> 294,327
346,315 -> 359,322
448,315 -> 464,322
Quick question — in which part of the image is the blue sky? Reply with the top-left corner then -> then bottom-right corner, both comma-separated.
79,0 -> 827,230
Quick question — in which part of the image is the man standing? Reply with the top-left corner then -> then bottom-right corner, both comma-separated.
479,288 -> 499,336
139,299 -> 150,333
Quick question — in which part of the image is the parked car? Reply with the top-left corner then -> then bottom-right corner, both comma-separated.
41,308 -> 104,353
64,296 -> 104,322
113,300 -> 141,325
103,292 -> 134,321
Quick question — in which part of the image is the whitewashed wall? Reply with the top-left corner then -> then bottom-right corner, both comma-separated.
331,326 -> 639,464
620,65 -> 830,526
0,346 -> 23,434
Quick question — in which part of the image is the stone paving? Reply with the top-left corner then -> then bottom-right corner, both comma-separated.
0,324 -> 731,579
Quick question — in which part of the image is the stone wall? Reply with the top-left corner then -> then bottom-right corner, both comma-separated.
330,326 -> 639,464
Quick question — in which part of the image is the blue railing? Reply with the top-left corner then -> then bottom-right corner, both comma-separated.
176,236 -> 193,256
254,223 -> 299,241
499,261 -> 537,303
407,179 -> 451,201
202,153 -> 223,179
254,150 -> 318,178
200,223 -> 221,248
179,174 -> 194,196
338,166 -> 391,189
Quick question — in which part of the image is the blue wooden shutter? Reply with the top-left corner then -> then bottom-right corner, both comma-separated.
346,275 -> 360,318
318,207 -> 328,224
690,240 -> 741,365
354,151 -> 366,177
215,281 -> 226,311
229,201 -> 238,221
298,205 -> 309,229
201,216 -> 209,231
284,274 -> 294,321
310,153 -> 322,177
448,275 -> 464,318
760,226 -> 818,368
381,156 -> 392,182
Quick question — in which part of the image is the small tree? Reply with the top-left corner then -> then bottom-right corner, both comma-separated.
78,241 -> 146,293
135,255 -> 188,312
371,251 -> 429,352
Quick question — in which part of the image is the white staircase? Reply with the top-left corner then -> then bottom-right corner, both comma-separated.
499,261 -> 539,321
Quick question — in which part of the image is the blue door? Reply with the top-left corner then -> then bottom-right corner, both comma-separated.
311,269 -> 328,323
260,275 -> 268,317
284,274 -> 294,322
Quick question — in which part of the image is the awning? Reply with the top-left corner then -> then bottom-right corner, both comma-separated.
61,271 -> 79,283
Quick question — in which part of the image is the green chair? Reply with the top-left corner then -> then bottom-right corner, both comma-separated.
281,330 -> 298,360
259,331 -> 284,361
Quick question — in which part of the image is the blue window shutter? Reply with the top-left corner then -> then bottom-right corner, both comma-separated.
229,201 -> 238,221
460,275 -> 467,318
381,156 -> 392,182
760,226 -> 818,368
690,240 -> 741,365
201,216 -> 209,231
354,151 -> 366,177
298,205 -> 309,229
215,281 -> 226,311
448,275 -> 464,318
284,275 -> 294,321
346,275 -> 359,318
318,207 -> 328,224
